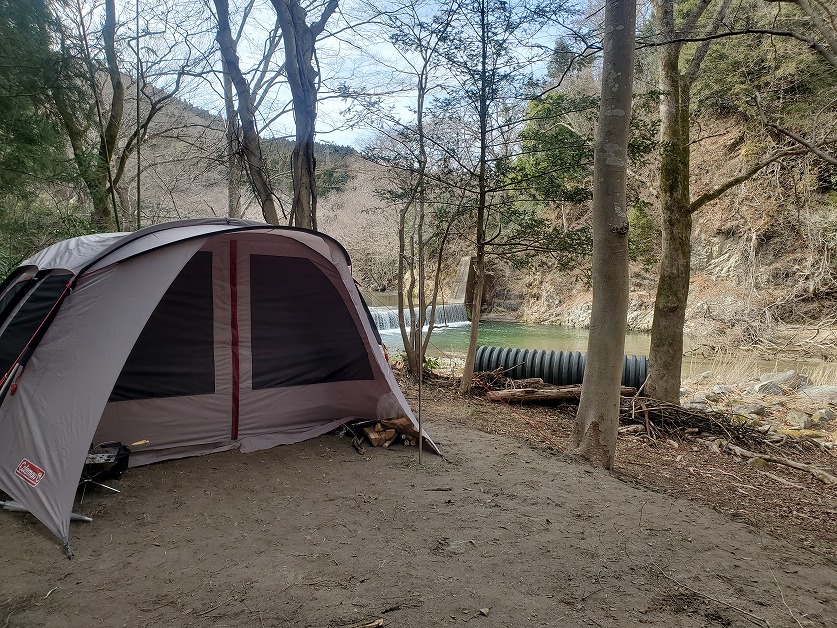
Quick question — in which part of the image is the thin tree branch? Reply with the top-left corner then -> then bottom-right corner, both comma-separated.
764,123 -> 837,165
689,148 -> 807,214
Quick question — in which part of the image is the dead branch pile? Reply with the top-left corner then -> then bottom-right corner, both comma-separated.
473,372 -> 836,484
470,369 -> 521,394
620,398 -> 773,451
620,398 -> 837,485
471,369 -> 594,396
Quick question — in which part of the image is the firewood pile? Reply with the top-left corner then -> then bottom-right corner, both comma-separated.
361,417 -> 420,448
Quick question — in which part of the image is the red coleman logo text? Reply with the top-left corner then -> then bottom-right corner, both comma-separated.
15,459 -> 45,487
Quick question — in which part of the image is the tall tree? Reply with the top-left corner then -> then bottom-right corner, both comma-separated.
272,0 -> 339,230
50,0 -> 210,230
214,0 -> 282,224
0,0 -> 92,274
51,0 -> 124,230
433,0 -> 559,394
0,0 -> 71,201
645,0 -> 805,402
573,0 -> 636,468
357,0 -> 458,376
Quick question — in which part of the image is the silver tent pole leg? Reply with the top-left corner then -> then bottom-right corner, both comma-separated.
418,351 -> 423,465
418,311 -> 423,465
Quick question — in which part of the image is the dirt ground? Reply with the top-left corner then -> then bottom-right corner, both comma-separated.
2,385 -> 836,628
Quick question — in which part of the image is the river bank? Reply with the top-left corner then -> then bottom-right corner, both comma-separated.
485,262 -> 837,370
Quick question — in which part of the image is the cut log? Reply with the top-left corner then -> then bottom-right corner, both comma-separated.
381,430 -> 398,448
486,386 -> 636,403
380,417 -> 419,438
363,426 -> 387,446
364,425 -> 400,447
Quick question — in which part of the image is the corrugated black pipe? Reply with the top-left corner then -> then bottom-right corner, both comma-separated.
475,345 -> 648,390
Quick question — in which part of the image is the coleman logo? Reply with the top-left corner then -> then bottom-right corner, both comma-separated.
15,459 -> 45,487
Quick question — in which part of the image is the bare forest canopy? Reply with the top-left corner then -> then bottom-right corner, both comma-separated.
0,0 -> 835,337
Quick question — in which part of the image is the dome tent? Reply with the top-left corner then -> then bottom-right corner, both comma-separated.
0,219 -> 432,555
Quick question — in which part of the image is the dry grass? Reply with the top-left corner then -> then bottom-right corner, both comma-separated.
802,361 -> 837,386
681,347 -> 763,383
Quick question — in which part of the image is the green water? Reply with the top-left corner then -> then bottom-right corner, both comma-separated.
364,291 -> 650,357
366,293 -> 820,377
377,319 -> 820,378
379,320 -> 651,358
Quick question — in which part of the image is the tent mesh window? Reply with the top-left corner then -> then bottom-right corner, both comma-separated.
250,254 -> 374,388
0,273 -> 71,378
109,251 -> 215,401
0,269 -> 32,322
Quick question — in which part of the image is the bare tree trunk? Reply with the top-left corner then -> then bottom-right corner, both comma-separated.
422,222 -> 454,358
460,249 -> 485,394
399,204 -> 421,376
645,0 -> 806,403
222,61 -> 243,218
272,0 -> 338,231
215,0 -> 280,225
459,0 -> 491,395
645,1 -> 690,403
645,0 -> 730,402
94,0 -> 123,231
573,0 -> 636,469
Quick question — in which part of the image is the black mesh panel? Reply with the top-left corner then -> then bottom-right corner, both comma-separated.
109,252 -> 215,401
0,273 -> 70,377
250,254 -> 374,388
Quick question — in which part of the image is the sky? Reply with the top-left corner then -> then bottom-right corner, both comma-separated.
112,0 -> 581,149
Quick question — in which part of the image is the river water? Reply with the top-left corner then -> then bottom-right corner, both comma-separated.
364,292 -> 818,379
378,320 -> 651,358
364,292 -> 649,357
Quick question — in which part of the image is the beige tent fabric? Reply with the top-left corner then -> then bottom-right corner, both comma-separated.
0,240 -> 205,543
0,220 -> 432,549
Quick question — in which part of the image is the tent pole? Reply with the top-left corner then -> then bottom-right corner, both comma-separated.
418,337 -> 423,465
417,263 -> 424,465
135,0 -> 141,230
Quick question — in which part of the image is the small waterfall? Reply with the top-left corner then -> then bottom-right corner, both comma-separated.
368,303 -> 469,332
368,306 -> 406,332
428,303 -> 468,327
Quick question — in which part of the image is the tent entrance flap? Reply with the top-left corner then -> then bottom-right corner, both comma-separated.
248,254 -> 375,388
108,251 -> 216,402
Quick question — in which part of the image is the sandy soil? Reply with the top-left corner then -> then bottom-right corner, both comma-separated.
2,391 -> 836,628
